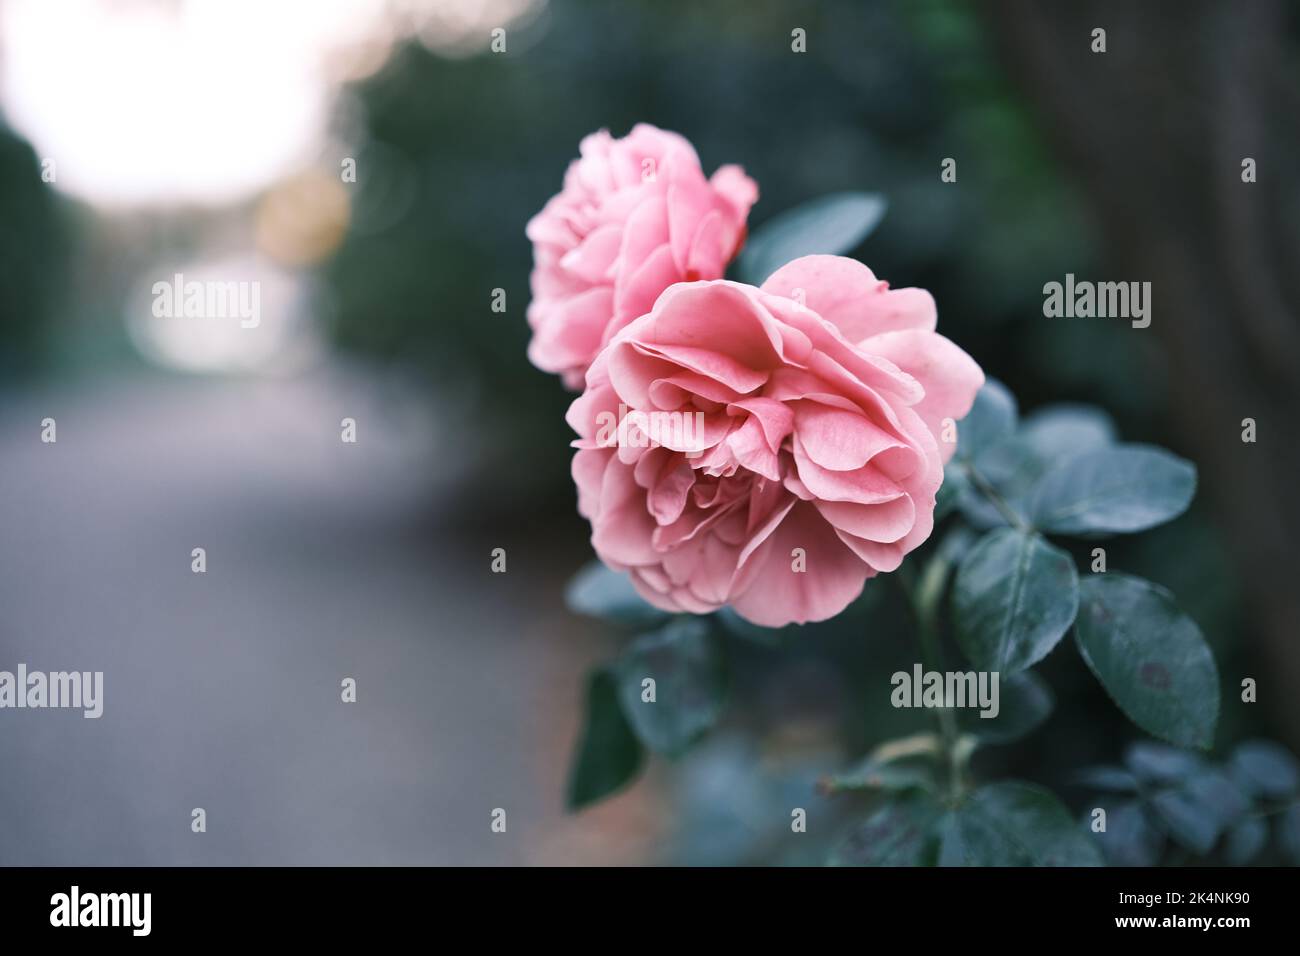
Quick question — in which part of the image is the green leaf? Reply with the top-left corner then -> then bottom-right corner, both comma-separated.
955,439 -> 1039,529
736,191 -> 886,286
1075,574 -> 1219,749
952,528 -> 1079,675
1030,444 -> 1196,537
1150,769 -> 1249,855
939,781 -> 1103,866
1228,740 -> 1299,800
955,378 -> 1017,463
932,523 -> 980,567
566,561 -> 670,627
1092,800 -> 1165,866
829,792 -> 943,866
613,618 -> 725,757
954,402 -> 1115,532
1125,741 -> 1207,783
1151,791 -> 1227,857
936,463 -> 969,521
1278,804 -> 1300,865
962,670 -> 1054,744
1223,817 -> 1267,865
1020,404 -> 1116,459
949,381 -> 1030,530
566,669 -> 645,811
1072,765 -> 1141,793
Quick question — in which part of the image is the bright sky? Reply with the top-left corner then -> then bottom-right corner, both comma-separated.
0,0 -> 540,208
0,0 -> 541,373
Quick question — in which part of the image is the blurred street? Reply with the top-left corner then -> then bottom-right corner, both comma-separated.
0,368 -> 654,865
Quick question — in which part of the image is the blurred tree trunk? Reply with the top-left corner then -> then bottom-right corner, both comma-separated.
987,0 -> 1300,746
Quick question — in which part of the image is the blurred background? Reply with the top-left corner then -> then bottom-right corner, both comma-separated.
1,0 -> 1297,865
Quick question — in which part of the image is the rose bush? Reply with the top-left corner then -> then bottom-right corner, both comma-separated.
566,255 -> 983,627
525,123 -> 757,388
538,135 -> 1249,870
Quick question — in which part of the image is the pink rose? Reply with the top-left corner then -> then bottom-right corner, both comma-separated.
526,123 -> 758,388
566,255 -> 984,627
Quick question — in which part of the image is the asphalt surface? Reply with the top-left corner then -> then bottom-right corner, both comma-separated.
0,369 -> 654,864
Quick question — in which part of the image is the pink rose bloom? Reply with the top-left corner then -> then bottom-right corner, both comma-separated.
526,123 -> 758,388
567,255 -> 984,627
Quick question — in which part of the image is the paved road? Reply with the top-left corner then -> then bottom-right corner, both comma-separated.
0,369 -> 658,864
